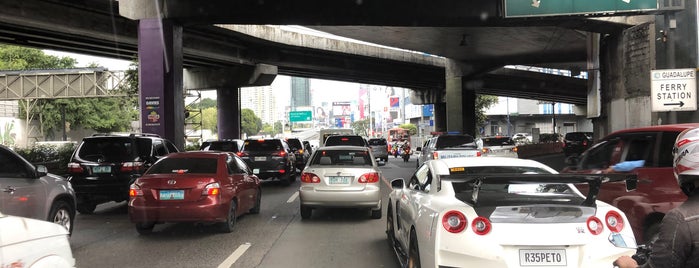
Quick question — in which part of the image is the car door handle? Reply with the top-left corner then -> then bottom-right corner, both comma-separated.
3,187 -> 15,193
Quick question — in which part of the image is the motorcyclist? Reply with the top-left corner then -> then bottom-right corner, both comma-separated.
614,127 -> 699,268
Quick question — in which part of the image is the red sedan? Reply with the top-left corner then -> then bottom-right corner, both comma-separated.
128,151 -> 261,234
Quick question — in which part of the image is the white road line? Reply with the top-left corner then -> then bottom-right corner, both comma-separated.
217,242 -> 251,268
287,191 -> 299,203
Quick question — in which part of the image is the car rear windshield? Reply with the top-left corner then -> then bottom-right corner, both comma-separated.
310,149 -> 372,166
565,132 -> 592,140
243,140 -> 283,151
368,139 -> 387,146
434,135 -> 476,149
77,137 -> 140,162
325,136 -> 366,147
146,157 -> 218,174
482,137 -> 514,146
201,141 -> 239,152
286,139 -> 303,150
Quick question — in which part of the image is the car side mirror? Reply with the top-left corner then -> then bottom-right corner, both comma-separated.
391,178 -> 405,189
36,165 -> 48,177
626,178 -> 638,192
416,147 -> 422,152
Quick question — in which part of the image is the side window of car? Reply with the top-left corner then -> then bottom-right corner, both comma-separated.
658,131 -> 681,167
621,133 -> 656,167
409,165 -> 429,191
0,150 -> 29,178
579,139 -> 620,170
226,155 -> 236,174
153,140 -> 167,156
234,157 -> 252,174
165,140 -> 178,153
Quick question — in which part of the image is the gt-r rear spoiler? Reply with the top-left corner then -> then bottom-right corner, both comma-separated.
440,174 -> 637,207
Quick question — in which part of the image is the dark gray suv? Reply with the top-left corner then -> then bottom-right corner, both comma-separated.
238,138 -> 297,186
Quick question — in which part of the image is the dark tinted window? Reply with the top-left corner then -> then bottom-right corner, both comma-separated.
286,139 -> 303,150
324,136 -> 367,147
243,140 -> 283,151
368,139 -> 387,146
580,139 -> 620,169
202,141 -> 240,152
0,149 -> 29,177
146,157 -> 218,174
659,131 -> 680,167
565,132 -> 592,141
78,137 -> 134,162
310,149 -> 371,166
136,138 -> 152,157
482,137 -> 514,146
434,135 -> 476,149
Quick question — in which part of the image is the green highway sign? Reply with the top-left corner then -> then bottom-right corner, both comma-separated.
504,0 -> 658,18
289,111 -> 312,122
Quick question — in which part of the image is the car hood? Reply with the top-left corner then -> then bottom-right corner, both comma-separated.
0,213 -> 69,246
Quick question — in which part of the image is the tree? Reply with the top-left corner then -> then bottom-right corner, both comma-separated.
351,119 -> 370,136
201,107 -> 218,133
399,123 -> 418,135
190,98 -> 217,110
476,95 -> 499,127
274,121 -> 283,135
241,109 -> 262,136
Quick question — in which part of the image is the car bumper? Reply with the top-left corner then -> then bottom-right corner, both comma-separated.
299,186 -> 381,208
128,197 -> 229,223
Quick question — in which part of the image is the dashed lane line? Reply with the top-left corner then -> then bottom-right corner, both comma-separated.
287,191 -> 299,203
218,242 -> 251,268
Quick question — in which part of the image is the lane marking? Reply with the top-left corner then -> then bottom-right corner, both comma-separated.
287,191 -> 299,203
218,242 -> 251,268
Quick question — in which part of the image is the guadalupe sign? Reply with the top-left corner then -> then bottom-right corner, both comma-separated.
651,68 -> 697,112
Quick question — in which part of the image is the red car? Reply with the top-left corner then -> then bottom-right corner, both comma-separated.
563,123 -> 699,244
128,151 -> 261,234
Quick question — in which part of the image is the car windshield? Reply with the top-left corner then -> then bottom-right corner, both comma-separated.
146,157 -> 218,174
286,139 -> 303,150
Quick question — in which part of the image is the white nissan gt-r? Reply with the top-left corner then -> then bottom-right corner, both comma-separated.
386,157 -> 637,268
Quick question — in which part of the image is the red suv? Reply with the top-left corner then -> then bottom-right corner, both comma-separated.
562,123 -> 699,244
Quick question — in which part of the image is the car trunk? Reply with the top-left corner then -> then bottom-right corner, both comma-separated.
138,174 -> 216,202
310,167 -> 373,191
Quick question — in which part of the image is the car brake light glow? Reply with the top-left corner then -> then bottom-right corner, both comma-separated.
236,152 -> 247,157
476,151 -> 482,157
583,140 -> 588,146
512,147 -> 518,153
301,172 -> 321,183
279,169 -> 286,174
299,149 -> 304,154
273,151 -> 287,157
129,184 -> 143,197
587,216 -> 603,235
341,137 -> 349,141
203,182 -> 220,196
442,210 -> 467,233
121,162 -> 144,172
482,148 -> 489,154
472,216 -> 492,235
605,211 -> 624,233
67,162 -> 84,174
358,172 -> 380,183
432,152 -> 438,159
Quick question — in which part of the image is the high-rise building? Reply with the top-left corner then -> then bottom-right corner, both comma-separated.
240,86 -> 278,124
291,77 -> 311,108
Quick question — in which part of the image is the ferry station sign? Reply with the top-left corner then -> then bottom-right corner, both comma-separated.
651,68 -> 697,112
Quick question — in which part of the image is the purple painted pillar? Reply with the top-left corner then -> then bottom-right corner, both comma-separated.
217,88 -> 241,139
138,19 -> 185,149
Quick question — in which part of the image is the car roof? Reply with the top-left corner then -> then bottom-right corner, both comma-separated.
429,157 -> 558,176
315,145 -> 369,151
607,123 -> 699,136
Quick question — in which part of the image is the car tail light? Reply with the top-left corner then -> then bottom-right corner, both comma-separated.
272,151 -> 287,157
432,152 -> 438,159
301,172 -> 321,183
358,172 -> 380,183
583,140 -> 588,146
341,137 -> 349,141
129,184 -> 143,197
476,151 -> 482,157
472,216 -> 492,235
512,147 -> 518,153
442,210 -> 467,233
121,162 -> 144,172
203,182 -> 220,196
67,162 -> 84,174
482,148 -> 489,154
605,211 -> 624,233
587,216 -> 603,235
236,151 -> 248,157
279,169 -> 286,174
562,143 -> 567,148
299,149 -> 304,154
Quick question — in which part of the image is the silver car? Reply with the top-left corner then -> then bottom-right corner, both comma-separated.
367,138 -> 388,162
299,146 -> 384,219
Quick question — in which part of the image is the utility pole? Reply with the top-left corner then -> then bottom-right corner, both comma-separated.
665,8 -> 677,124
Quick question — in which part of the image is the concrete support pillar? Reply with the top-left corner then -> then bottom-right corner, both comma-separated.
433,102 -> 447,132
217,88 -> 241,139
445,59 -> 476,136
138,19 -> 184,150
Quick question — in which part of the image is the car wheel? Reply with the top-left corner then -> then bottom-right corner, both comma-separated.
300,205 -> 312,219
644,222 -> 661,245
219,200 -> 237,233
249,188 -> 261,214
408,230 -> 421,268
49,200 -> 75,235
386,204 -> 396,244
135,222 -> 155,235
77,202 -> 97,214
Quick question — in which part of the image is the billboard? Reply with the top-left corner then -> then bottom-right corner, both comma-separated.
332,101 -> 352,116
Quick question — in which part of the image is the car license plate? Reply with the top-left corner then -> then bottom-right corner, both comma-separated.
519,249 -> 566,266
254,156 -> 267,161
92,166 -> 111,173
253,168 -> 260,174
329,176 -> 351,184
159,190 -> 184,200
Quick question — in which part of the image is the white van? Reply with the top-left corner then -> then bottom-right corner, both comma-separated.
319,128 -> 354,146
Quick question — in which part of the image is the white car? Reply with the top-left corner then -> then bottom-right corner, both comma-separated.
386,157 -> 637,268
0,212 -> 75,268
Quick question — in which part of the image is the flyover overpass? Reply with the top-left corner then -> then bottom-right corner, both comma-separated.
1,0 -> 682,148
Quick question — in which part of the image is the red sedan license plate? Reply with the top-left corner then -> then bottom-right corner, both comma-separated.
519,249 -> 566,266
159,190 -> 184,200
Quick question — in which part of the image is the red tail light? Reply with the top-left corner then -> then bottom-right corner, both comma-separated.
278,169 -> 286,174
341,137 -> 349,141
432,152 -> 438,159
301,172 -> 321,183
272,151 -> 287,157
120,162 -> 144,172
562,143 -> 567,148
587,216 -> 603,235
605,211 -> 624,233
358,172 -> 380,183
236,151 -> 247,157
442,210 -> 467,233
129,184 -> 143,197
476,151 -> 482,157
583,140 -> 588,146
472,216 -> 492,235
203,182 -> 220,196
67,162 -> 84,174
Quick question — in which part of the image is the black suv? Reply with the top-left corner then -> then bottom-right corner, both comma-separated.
324,135 -> 369,147
285,138 -> 310,171
67,133 -> 179,214
238,138 -> 296,186
562,132 -> 593,157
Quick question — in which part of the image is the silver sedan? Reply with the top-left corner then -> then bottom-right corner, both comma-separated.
299,145 -> 384,219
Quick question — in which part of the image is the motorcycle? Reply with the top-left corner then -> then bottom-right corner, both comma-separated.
402,146 -> 411,162
392,145 -> 401,158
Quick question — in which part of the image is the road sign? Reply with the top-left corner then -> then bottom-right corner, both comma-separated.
390,97 -> 399,108
504,0 -> 657,18
651,68 -> 697,112
289,110 -> 312,122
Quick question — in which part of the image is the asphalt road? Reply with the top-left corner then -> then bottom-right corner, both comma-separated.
69,156 -> 416,268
